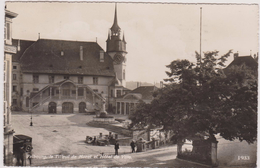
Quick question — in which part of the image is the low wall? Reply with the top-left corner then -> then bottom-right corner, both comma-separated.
93,117 -> 115,122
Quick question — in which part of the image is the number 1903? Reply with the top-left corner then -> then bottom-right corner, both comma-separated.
238,156 -> 250,160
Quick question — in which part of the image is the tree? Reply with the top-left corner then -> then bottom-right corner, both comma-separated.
129,50 -> 257,144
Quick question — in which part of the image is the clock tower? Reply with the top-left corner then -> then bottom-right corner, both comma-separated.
106,4 -> 127,87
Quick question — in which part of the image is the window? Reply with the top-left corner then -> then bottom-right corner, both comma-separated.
78,88 -> 84,96
49,75 -> 54,84
93,89 -> 98,93
6,23 -> 10,40
20,88 -> 23,96
93,77 -> 98,85
13,66 -> 17,69
78,76 -> 83,84
123,70 -> 125,80
63,89 -> 70,96
13,85 -> 17,92
72,90 -> 76,94
33,88 -> 39,92
64,76 -> 70,80
12,99 -> 17,105
33,75 -> 39,83
116,90 -> 121,97
13,74 -> 17,80
111,90 -> 113,97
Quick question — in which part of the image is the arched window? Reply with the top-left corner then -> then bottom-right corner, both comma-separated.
123,70 -> 125,80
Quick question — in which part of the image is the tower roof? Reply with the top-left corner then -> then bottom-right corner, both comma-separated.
110,4 -> 121,32
122,32 -> 126,43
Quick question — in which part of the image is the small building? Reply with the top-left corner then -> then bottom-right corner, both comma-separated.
115,86 -> 158,115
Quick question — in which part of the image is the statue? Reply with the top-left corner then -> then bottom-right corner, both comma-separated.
96,97 -> 107,117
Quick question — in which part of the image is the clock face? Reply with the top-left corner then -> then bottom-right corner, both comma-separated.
113,53 -> 124,65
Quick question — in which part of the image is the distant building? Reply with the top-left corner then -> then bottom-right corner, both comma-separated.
4,9 -> 18,166
224,52 -> 258,73
11,5 -> 128,114
115,86 -> 158,115
11,39 -> 35,111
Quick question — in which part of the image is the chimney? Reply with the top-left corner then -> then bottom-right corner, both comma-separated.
17,39 -> 20,51
234,52 -> 239,59
100,50 -> 104,62
160,81 -> 163,88
137,82 -> 139,88
80,46 -> 83,60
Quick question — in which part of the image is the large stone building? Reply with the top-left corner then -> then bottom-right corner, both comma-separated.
4,8 -> 18,166
11,5 -> 128,114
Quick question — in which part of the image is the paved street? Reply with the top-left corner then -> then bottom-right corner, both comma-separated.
36,145 -> 209,167
12,112 -> 256,167
12,112 -> 205,167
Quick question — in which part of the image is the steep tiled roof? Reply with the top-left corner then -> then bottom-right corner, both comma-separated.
129,86 -> 158,100
225,56 -> 258,70
20,39 -> 115,76
12,39 -> 35,62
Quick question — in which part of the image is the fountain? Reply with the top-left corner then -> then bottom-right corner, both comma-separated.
93,97 -> 115,122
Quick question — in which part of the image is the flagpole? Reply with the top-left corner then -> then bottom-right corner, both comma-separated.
200,7 -> 202,64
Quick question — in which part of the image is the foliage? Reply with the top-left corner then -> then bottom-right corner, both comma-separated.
129,50 -> 257,144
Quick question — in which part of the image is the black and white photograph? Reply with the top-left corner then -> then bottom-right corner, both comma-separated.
3,1 -> 258,167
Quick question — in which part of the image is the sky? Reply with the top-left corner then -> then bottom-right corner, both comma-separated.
5,2 -> 259,83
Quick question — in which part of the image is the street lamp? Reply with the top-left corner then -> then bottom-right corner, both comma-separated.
30,111 -> 33,126
29,100 -> 33,126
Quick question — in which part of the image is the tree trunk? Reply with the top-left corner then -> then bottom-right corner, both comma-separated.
177,139 -> 184,156
209,132 -> 218,166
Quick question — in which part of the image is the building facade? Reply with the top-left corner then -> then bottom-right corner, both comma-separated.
115,86 -> 158,115
4,9 -> 18,166
11,5 -> 128,114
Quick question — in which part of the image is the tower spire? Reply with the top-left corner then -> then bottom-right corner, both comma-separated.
111,3 -> 121,34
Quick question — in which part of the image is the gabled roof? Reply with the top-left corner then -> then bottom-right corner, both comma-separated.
20,39 -> 115,76
127,86 -> 158,100
5,10 -> 18,18
225,56 -> 258,70
12,39 -> 35,62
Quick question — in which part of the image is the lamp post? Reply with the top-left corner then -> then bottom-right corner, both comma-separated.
29,99 -> 33,126
30,111 -> 33,126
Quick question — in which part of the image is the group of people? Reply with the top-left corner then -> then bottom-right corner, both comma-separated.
114,140 -> 137,155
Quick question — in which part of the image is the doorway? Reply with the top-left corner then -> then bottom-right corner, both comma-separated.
62,102 -> 73,113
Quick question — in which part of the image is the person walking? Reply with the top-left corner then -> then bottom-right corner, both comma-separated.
130,140 -> 136,153
114,141 -> 119,155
